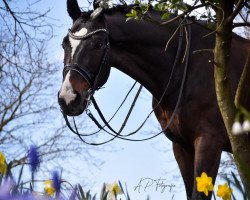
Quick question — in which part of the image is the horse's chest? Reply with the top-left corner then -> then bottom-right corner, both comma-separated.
152,99 -> 181,135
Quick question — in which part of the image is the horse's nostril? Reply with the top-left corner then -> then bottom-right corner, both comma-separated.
58,91 -> 81,107
58,88 -> 78,105
58,96 -> 66,108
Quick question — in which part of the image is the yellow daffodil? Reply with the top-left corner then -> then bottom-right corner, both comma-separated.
0,152 -> 7,175
44,180 -> 55,196
196,172 -> 214,196
217,183 -> 233,200
105,182 -> 123,200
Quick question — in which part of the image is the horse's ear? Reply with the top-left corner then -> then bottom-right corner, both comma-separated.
67,0 -> 81,21
90,0 -> 104,19
93,0 -> 99,10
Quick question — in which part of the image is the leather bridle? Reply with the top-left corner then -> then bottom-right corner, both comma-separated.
63,28 -> 110,101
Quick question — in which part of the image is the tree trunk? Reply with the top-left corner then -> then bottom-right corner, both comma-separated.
213,0 -> 250,196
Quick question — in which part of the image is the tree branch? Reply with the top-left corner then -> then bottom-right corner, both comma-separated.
235,50 -> 250,108
227,0 -> 245,22
162,2 -> 209,25
0,79 -> 32,132
233,22 -> 250,28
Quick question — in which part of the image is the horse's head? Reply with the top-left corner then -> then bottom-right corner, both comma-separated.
58,0 -> 110,116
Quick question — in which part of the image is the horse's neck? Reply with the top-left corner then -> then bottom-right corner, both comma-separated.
106,11 -> 181,100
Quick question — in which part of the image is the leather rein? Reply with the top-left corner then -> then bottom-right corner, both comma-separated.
62,20 -> 191,146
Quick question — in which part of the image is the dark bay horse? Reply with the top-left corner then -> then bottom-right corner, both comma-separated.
58,0 -> 250,199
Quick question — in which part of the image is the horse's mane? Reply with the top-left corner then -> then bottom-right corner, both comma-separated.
80,4 -> 146,19
80,4 -> 213,31
105,4 -> 135,14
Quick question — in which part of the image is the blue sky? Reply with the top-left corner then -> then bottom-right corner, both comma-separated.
12,0 -> 240,199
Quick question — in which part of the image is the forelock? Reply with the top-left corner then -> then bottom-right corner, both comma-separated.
81,11 -> 92,20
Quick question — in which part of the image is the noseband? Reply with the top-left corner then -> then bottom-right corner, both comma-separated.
63,28 -> 110,99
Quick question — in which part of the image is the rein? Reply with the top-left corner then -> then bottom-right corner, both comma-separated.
89,18 -> 187,138
69,81 -> 138,137
62,20 -> 192,145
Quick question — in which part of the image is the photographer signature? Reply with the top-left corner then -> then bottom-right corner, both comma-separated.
134,177 -> 175,193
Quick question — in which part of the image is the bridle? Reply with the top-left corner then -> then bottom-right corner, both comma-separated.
62,19 -> 192,146
63,28 -> 110,101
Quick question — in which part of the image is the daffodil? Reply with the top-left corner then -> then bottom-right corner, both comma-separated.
217,183 -> 233,200
105,182 -> 123,200
0,152 -> 7,175
196,172 -> 214,196
44,180 -> 55,196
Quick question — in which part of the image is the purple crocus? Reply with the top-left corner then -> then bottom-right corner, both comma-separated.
28,145 -> 40,173
14,193 -> 36,200
0,178 -> 12,200
69,186 -> 77,200
52,170 -> 61,196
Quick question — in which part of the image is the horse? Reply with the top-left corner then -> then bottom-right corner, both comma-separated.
58,0 -> 250,199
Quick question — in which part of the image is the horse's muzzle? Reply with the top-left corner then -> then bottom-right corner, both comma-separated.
58,91 -> 86,116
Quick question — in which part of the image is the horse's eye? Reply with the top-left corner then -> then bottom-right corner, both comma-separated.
95,41 -> 103,49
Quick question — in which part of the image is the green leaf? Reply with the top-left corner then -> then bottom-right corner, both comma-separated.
125,9 -> 138,21
231,171 -> 247,200
78,184 -> 86,199
29,182 -> 33,191
118,181 -> 125,194
100,183 -> 106,199
160,2 -> 169,11
125,183 -> 131,200
171,0 -> 180,4
17,163 -> 25,186
154,3 -> 160,11
140,4 -> 148,14
102,191 -> 109,200
125,13 -> 133,17
161,12 -> 170,20
86,190 -> 91,199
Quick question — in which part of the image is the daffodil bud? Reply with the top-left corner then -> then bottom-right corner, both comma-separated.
44,180 -> 55,196
242,120 -> 250,133
232,121 -> 243,135
0,152 -> 7,175
105,182 -> 123,200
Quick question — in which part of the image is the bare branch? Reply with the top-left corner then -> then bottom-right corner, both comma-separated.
162,2 -> 210,25
233,22 -> 250,28
227,0 -> 245,23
